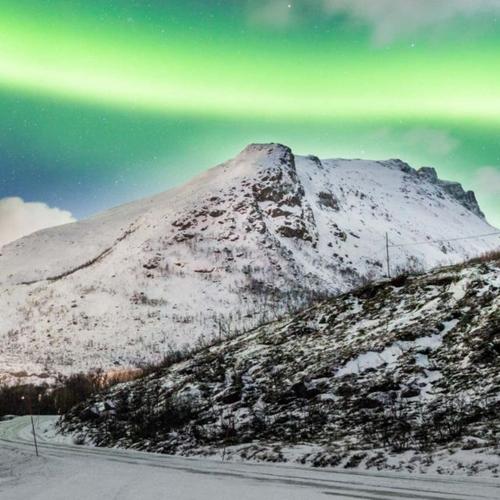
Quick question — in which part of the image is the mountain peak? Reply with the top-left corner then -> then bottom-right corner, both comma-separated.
237,142 -> 292,158
232,143 -> 295,173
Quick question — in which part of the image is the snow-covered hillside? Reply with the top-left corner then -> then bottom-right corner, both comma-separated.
0,144 -> 498,383
60,256 -> 500,476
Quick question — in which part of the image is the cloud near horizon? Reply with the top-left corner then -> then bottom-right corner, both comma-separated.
473,167 -> 500,196
0,197 -> 76,248
252,0 -> 500,43
365,127 -> 459,157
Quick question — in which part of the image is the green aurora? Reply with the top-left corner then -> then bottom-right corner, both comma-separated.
0,0 -> 499,226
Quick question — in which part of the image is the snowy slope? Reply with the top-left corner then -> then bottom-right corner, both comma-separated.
60,256 -> 500,476
0,144 -> 498,383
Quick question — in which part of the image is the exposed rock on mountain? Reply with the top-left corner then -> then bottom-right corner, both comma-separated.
0,144 -> 497,383
59,255 -> 500,475
417,166 -> 484,218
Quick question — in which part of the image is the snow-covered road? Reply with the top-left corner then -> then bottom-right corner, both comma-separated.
0,417 -> 498,500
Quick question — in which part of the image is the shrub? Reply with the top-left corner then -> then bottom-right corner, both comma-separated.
465,250 -> 500,265
0,369 -> 140,417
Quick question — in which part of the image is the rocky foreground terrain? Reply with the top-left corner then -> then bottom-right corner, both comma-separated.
0,144 -> 497,385
60,254 -> 500,476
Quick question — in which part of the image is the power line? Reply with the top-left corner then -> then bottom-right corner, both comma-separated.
382,230 -> 500,277
388,231 -> 500,249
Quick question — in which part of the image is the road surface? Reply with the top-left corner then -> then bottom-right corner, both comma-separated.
0,416 -> 498,499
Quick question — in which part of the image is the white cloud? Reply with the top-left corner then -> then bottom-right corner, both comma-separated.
366,127 -> 459,156
249,0 -> 295,28
251,0 -> 500,43
0,197 -> 75,248
473,166 -> 500,196
323,0 -> 500,44
400,128 -> 459,156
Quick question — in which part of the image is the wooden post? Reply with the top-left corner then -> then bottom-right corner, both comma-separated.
30,414 -> 39,457
385,232 -> 391,278
22,396 -> 39,457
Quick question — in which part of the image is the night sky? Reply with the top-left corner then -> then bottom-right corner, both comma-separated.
1,0 -> 499,238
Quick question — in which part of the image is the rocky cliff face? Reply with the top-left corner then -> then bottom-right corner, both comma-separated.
0,144 -> 497,384
417,166 -> 484,218
60,255 -> 500,475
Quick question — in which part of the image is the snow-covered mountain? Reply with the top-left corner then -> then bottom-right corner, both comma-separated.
0,143 -> 497,383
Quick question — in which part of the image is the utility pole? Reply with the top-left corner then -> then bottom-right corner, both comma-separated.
385,232 -> 391,278
21,396 -> 39,457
